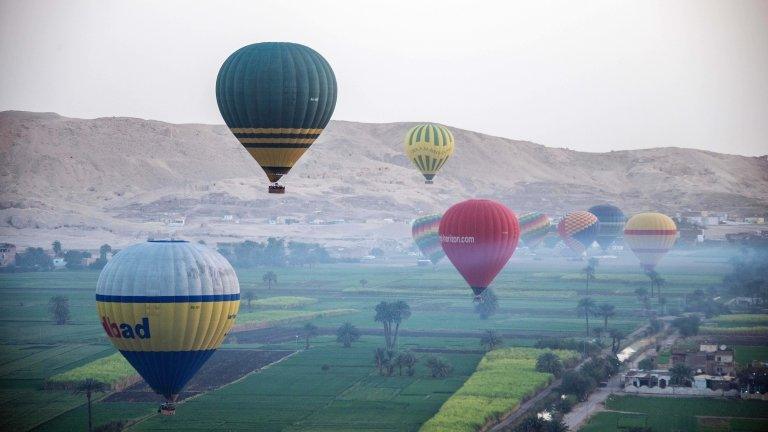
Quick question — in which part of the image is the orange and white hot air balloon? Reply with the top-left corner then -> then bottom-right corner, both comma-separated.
623,213 -> 677,271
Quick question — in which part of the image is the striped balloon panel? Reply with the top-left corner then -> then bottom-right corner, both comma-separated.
519,212 -> 551,249
412,214 -> 445,264
624,212 -> 677,271
557,211 -> 599,254
588,205 -> 626,251
96,241 -> 240,401
216,42 -> 337,183
404,124 -> 455,181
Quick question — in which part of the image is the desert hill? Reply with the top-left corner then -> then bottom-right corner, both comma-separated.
1,111 -> 766,249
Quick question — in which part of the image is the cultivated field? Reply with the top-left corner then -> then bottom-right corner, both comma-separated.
580,395 -> 768,432
0,250 -> 750,431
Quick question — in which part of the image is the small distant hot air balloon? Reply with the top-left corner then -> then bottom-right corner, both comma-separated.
557,211 -> 599,255
588,204 -> 626,252
624,212 -> 677,271
519,212 -> 551,250
216,42 -> 337,194
404,124 -> 454,184
96,240 -> 239,414
439,199 -> 519,299
412,214 -> 445,265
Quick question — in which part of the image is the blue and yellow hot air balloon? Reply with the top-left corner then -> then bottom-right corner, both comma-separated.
557,211 -> 599,255
95,240 -> 239,413
404,124 -> 454,184
588,204 -> 626,252
412,214 -> 445,265
216,42 -> 338,194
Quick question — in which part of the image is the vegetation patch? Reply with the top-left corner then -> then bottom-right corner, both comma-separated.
246,296 -> 318,309
44,353 -> 137,390
233,308 -> 358,331
419,347 -> 578,432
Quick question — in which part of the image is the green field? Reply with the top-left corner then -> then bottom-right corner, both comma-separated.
0,255 -> 742,431
581,396 -> 768,432
734,345 -> 768,366
420,348 -> 578,432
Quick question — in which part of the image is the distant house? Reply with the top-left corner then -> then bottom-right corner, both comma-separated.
0,243 -> 16,267
53,257 -> 67,269
671,342 -> 735,376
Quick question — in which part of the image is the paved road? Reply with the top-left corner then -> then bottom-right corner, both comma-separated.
563,327 -> 679,431
488,324 -> 653,432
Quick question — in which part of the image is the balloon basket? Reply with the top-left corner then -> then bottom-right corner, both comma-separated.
473,294 -> 483,303
424,180 -> 434,184
159,403 -> 176,416
268,184 -> 285,194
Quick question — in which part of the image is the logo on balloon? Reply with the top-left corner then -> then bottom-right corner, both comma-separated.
440,235 -> 475,244
101,316 -> 151,339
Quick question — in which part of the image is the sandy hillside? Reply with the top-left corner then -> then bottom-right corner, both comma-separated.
1,111 -> 766,249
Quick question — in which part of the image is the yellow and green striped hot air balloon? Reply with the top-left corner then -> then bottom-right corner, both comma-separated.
95,240 -> 239,414
624,212 -> 677,271
404,124 -> 454,184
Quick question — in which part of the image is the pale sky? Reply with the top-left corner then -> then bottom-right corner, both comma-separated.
1,0 -> 767,155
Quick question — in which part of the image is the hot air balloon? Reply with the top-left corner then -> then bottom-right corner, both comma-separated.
216,42 -> 337,194
519,212 -> 551,250
588,204 -> 626,252
439,199 -> 519,299
412,214 -> 445,265
557,211 -> 599,255
624,212 -> 677,271
404,124 -> 454,184
96,240 -> 239,414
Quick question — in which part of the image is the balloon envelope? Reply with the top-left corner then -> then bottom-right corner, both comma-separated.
439,199 -> 519,296
557,211 -> 599,255
404,124 -> 454,183
624,212 -> 677,271
588,204 -> 626,252
96,240 -> 240,402
412,214 -> 445,265
519,212 -> 551,250
216,42 -> 337,188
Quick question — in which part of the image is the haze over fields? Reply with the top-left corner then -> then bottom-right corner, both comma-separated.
1,110 -> 767,249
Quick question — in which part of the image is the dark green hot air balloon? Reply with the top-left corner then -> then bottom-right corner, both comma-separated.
216,42 -> 338,193
588,204 -> 626,252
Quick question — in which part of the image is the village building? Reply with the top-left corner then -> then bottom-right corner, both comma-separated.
671,342 -> 735,376
0,243 -> 16,267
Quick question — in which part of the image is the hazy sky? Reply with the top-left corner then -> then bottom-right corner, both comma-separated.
1,0 -> 767,155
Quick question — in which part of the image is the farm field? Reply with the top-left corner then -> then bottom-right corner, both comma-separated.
0,252 -> 741,431
580,395 -> 768,432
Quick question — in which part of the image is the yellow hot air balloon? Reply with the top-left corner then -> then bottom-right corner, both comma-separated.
624,213 -> 677,271
95,240 -> 239,414
404,124 -> 454,184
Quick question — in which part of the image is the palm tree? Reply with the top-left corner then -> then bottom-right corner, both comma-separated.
336,322 -> 360,348
301,323 -> 318,349
398,352 -> 418,376
474,289 -> 499,319
658,296 -> 668,315
263,271 -> 277,290
593,326 -> 604,341
581,258 -> 598,296
645,269 -> 659,297
52,240 -> 62,257
480,329 -> 503,351
244,289 -> 255,312
374,300 -> 411,350
99,244 -> 112,260
577,297 -> 597,357
426,356 -> 452,378
535,352 -> 564,376
635,287 -> 650,316
596,303 -> 616,331
670,363 -> 693,387
609,328 -> 625,354
73,378 -> 107,432
655,275 -> 666,302
48,295 -> 70,325
374,348 -> 386,375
